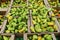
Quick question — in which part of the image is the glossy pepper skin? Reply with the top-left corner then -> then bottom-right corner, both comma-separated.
0,35 -> 10,40
0,0 -> 10,8
13,0 -> 27,7
29,0 -> 58,33
30,26 -> 35,32
48,0 -> 58,7
38,36 -> 42,40
28,34 -> 53,40
5,7 -> 28,33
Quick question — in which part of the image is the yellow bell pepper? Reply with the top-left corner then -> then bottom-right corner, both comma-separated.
54,25 -> 58,31
6,13 -> 11,18
8,16 -> 13,22
37,17 -> 41,22
38,36 -> 42,40
8,16 -> 12,20
30,26 -> 35,32
47,22 -> 54,25
33,16 -> 37,19
19,27 -> 26,33
32,20 -> 36,24
40,2 -> 44,6
51,13 -> 55,17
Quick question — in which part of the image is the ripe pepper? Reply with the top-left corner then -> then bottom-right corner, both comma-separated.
54,25 -> 58,31
19,27 -> 26,33
33,16 -> 37,19
37,17 -> 41,22
47,22 -> 54,25
32,20 -> 36,24
38,36 -> 42,40
57,14 -> 60,17
40,2 -> 44,7
6,13 -> 11,17
8,16 -> 13,20
51,13 -> 55,17
30,26 -> 35,32
7,15 -> 13,22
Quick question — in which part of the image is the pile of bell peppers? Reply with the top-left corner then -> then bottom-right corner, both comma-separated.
30,0 -> 58,33
0,0 -> 10,8
28,34 -> 53,40
5,7 -> 28,33
13,0 -> 27,7
48,0 -> 60,7
0,35 -> 10,40
51,8 -> 60,16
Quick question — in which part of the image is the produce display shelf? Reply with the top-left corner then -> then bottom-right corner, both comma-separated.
0,0 -> 60,40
